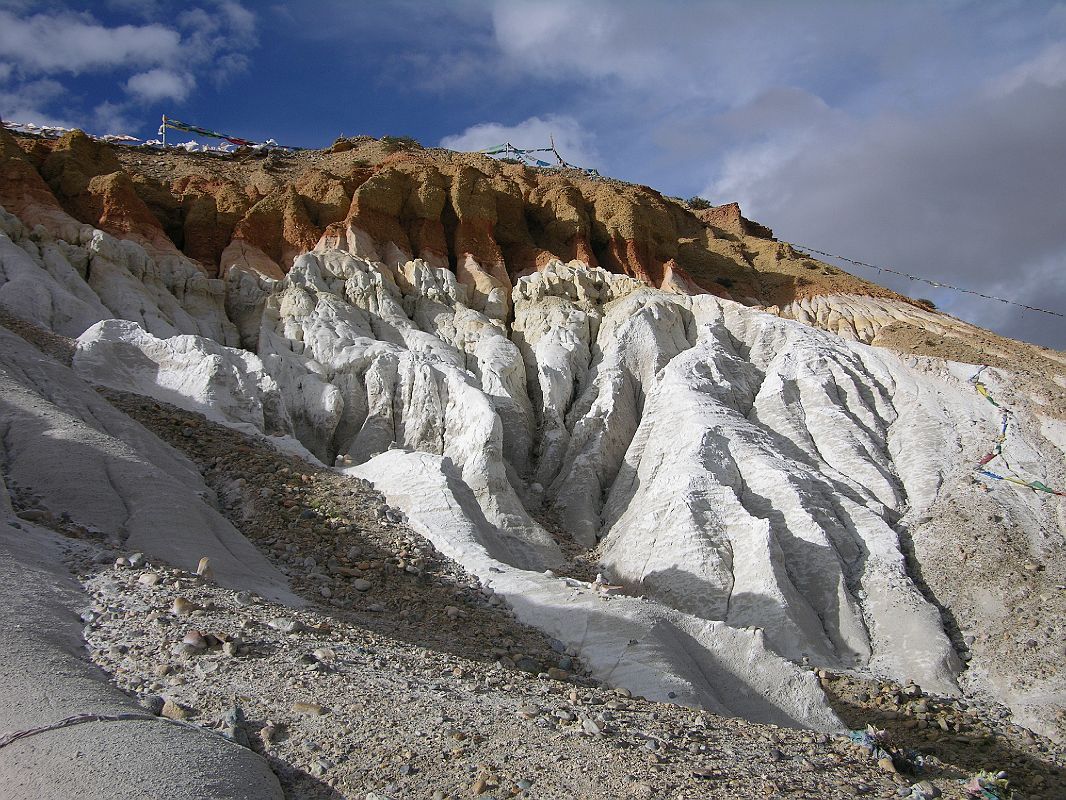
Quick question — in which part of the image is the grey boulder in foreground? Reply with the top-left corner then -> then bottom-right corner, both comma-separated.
0,519 -> 284,800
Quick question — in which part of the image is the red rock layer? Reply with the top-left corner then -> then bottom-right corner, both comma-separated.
1,130 -> 902,311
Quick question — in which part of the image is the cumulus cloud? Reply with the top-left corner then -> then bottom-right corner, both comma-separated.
0,1 -> 257,135
473,1 -> 1066,346
92,99 -> 138,134
0,77 -> 74,127
440,115 -> 599,170
988,41 -> 1066,95
0,10 -> 181,74
125,67 -> 195,102
707,78 -> 1066,346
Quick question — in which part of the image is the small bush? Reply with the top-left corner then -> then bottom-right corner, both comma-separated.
380,135 -> 422,152
716,276 -> 735,288
686,196 -> 713,210
916,298 -> 937,310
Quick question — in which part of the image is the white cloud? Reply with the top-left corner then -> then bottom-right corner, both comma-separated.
440,114 -> 599,170
988,41 -> 1066,96
704,77 -> 1066,346
125,67 -> 195,102
0,10 -> 181,74
0,2 -> 258,136
92,99 -> 138,134
487,1 -> 1027,112
0,77 -> 74,127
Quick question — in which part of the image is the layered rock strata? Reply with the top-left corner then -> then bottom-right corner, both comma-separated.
1,134 -> 1064,740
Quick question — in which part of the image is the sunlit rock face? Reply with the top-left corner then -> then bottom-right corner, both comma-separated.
3,158 -> 1065,739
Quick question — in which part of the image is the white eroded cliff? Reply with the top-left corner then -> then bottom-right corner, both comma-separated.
3,201 -> 1064,734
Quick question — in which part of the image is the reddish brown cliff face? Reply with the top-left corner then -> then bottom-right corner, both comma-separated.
0,129 -> 903,311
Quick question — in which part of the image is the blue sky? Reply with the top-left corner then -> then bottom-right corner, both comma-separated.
2,0 -> 1065,348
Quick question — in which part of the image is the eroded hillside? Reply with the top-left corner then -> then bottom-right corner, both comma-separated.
2,128 -> 1065,798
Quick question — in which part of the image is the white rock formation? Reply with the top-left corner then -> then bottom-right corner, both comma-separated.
775,293 -> 946,344
347,449 -> 840,729
0,207 -> 239,345
0,326 -> 297,603
5,201 -> 1065,734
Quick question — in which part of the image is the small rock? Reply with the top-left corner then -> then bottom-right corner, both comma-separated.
910,780 -> 940,799
196,556 -> 214,580
221,706 -> 250,748
517,704 -> 541,719
138,572 -> 161,587
160,699 -> 190,720
351,579 -> 372,592
172,597 -> 196,616
471,772 -> 495,795
582,718 -> 604,736
223,641 -> 239,657
547,667 -> 570,681
260,722 -> 278,745
267,618 -> 305,634
292,701 -> 325,716
182,630 -> 208,650
515,657 -> 541,674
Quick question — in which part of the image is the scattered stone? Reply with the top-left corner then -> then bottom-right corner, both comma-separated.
308,758 -> 332,777
515,657 -> 541,674
220,706 -> 250,748
292,701 -> 325,716
260,722 -> 278,746
517,704 -> 541,720
160,698 -> 191,720
267,617 -> 305,634
182,629 -> 208,650
909,780 -> 939,798
582,718 -> 604,736
172,597 -> 196,616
